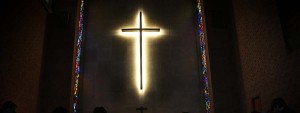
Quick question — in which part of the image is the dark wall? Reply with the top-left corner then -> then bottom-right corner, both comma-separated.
233,0 -> 300,112
277,0 -> 300,50
203,0 -> 245,112
0,0 -> 47,113
38,0 -> 78,113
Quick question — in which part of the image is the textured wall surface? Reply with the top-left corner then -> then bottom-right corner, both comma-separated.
0,1 -> 47,113
80,0 -> 205,113
232,0 -> 300,112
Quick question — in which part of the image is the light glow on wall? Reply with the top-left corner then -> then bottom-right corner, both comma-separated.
117,11 -> 164,95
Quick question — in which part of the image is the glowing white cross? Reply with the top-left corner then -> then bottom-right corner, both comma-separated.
121,12 -> 160,90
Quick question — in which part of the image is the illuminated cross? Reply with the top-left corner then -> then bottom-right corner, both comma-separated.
121,12 -> 160,90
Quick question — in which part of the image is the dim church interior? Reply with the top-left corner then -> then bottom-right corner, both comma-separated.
0,0 -> 300,113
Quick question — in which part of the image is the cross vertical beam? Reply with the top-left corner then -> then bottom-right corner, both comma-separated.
139,12 -> 143,90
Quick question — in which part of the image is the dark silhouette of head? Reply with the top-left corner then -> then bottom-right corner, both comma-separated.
271,98 -> 287,108
93,107 -> 107,113
271,98 -> 288,112
1,101 -> 17,113
52,106 -> 68,113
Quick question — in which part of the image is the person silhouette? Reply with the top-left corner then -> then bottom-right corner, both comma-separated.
93,107 -> 107,113
271,98 -> 296,113
0,101 -> 17,113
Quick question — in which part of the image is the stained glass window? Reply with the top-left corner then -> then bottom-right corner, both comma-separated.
73,0 -> 85,113
196,0 -> 212,113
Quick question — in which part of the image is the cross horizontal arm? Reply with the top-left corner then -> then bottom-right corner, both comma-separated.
142,28 -> 160,32
136,108 -> 147,110
122,28 -> 140,32
122,28 -> 160,32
